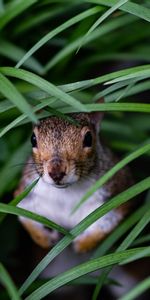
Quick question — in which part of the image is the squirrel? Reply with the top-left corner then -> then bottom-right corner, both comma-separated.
15,100 -> 133,253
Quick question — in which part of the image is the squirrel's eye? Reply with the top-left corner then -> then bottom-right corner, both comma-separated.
83,131 -> 92,148
31,133 -> 37,148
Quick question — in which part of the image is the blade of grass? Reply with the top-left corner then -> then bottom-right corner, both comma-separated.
0,97 -> 56,137
92,206 -> 150,300
120,247 -> 150,266
45,14 -> 135,72
0,40 -> 44,75
105,80 -> 150,102
119,277 -> 150,300
0,141 -> 30,196
59,65 -> 150,92
24,248 -> 150,300
0,179 -> 39,223
19,176 -> 150,294
1,64 -> 150,95
61,103 -> 150,114
14,5 -> 71,35
87,0 -> 150,22
105,69 -> 150,85
78,0 -> 128,51
133,234 -> 150,246
0,203 -> 69,236
92,201 -> 150,259
15,6 -> 102,68
118,210 -> 150,252
0,67 -> 87,112
0,72 -> 37,123
0,97 -> 55,137
0,0 -> 38,29
1,102 -> 150,138
0,100 -> 14,113
0,263 -> 21,300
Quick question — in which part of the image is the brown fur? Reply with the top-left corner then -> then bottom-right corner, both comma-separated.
16,110 -> 133,251
32,114 -> 97,180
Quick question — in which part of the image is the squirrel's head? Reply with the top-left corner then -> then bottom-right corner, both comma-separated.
31,104 -> 103,188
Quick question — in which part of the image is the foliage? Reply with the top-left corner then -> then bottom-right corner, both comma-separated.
0,0 -> 150,299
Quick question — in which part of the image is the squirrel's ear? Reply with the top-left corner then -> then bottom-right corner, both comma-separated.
89,98 -> 104,131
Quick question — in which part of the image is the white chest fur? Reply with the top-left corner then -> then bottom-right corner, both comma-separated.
18,176 -> 122,233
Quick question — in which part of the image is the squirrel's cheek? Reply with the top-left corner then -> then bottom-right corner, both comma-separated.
64,172 -> 79,184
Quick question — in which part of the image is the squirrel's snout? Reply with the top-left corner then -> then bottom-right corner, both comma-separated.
49,171 -> 65,183
48,157 -> 66,183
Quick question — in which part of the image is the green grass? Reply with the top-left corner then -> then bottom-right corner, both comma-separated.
0,1 -> 150,300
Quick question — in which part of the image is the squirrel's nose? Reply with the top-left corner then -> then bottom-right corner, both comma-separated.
49,171 -> 65,183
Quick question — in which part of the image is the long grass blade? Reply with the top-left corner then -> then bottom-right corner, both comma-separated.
0,67 -> 86,112
0,263 -> 21,300
88,0 -> 150,22
25,248 -> 150,300
119,277 -> 150,300
78,0 -> 128,51
15,6 -> 102,68
0,0 -> 38,29
0,179 -> 39,223
0,203 -> 69,236
0,72 -> 37,122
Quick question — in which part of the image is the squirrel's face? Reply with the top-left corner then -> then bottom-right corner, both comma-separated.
31,113 -> 101,188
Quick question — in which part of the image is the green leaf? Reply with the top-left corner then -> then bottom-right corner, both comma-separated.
59,65 -> 150,92
0,72 -> 37,123
0,100 -> 14,113
0,0 -> 38,29
0,263 -> 21,300
92,201 -> 150,258
15,6 -> 102,68
61,103 -> 150,114
0,67 -> 86,112
45,14 -> 135,72
0,40 -> 44,74
118,210 -> 150,252
79,0 -> 129,51
0,203 -> 69,236
0,179 -> 38,223
88,0 -> 150,22
0,97 -> 55,137
92,203 -> 150,299
120,247 -> 150,266
0,141 -> 30,196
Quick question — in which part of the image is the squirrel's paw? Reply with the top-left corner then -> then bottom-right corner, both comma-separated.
21,220 -> 59,249
73,230 -> 106,253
